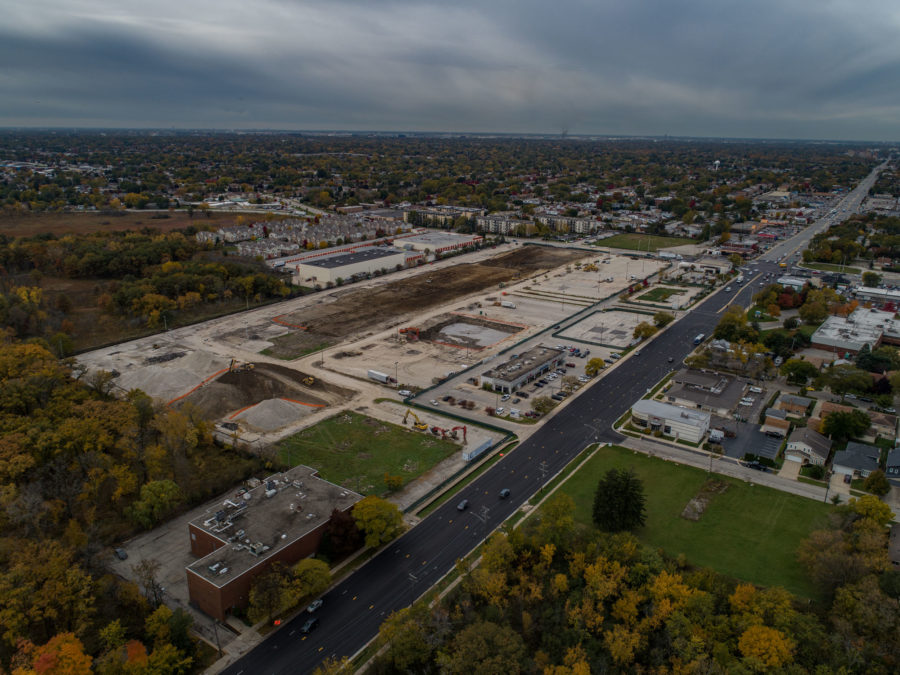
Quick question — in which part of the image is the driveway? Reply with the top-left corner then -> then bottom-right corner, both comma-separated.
829,471 -> 852,501
778,459 -> 801,480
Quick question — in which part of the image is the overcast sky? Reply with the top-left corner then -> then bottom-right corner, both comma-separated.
3,0 -> 900,140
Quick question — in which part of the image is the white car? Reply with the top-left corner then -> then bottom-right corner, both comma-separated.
429,399 -> 439,406
495,407 -> 505,415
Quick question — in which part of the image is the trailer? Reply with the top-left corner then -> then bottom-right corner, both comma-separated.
367,369 -> 395,384
500,301 -> 517,309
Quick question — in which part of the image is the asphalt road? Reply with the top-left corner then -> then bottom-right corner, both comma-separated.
223,163 -> 884,675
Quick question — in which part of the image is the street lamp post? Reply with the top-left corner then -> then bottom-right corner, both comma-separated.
394,361 -> 399,387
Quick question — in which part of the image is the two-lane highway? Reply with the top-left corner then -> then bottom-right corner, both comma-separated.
224,162 -> 884,675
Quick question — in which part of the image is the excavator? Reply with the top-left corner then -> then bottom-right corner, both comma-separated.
398,327 -> 420,341
402,409 -> 428,431
302,376 -> 315,387
450,425 -> 467,444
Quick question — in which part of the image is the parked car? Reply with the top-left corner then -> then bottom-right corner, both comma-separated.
114,548 -> 128,561
518,391 -> 529,399
566,362 -> 576,368
501,394 -> 510,401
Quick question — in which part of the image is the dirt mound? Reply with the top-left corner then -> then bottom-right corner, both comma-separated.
681,479 -> 730,521
175,362 -> 351,420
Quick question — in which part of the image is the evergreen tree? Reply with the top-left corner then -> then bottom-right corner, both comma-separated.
592,468 -> 647,532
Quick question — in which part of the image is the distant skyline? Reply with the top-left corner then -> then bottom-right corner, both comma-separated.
4,0 -> 900,141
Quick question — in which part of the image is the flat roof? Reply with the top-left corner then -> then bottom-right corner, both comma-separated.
186,465 -> 361,587
400,232 -> 481,247
482,345 -> 563,383
632,399 -> 710,428
299,247 -> 405,269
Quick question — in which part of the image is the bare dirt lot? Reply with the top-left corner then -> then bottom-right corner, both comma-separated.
265,246 -> 587,358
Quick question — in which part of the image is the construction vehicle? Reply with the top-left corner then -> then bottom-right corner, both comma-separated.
399,327 -> 420,341
229,359 -> 254,373
302,376 -> 315,387
402,409 -> 428,431
450,426 -> 467,444
430,426 -> 447,438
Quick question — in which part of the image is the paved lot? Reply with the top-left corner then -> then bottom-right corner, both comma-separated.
720,425 -> 782,460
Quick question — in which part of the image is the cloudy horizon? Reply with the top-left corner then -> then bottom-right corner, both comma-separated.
4,0 -> 900,141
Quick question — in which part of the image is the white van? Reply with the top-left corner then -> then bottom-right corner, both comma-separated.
749,386 -> 763,394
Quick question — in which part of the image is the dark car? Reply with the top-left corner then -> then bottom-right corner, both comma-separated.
667,357 -> 674,363
300,617 -> 319,634
457,499 -> 469,511
114,548 -> 128,561
518,391 -> 529,399
843,473 -> 852,484
499,488 -> 511,499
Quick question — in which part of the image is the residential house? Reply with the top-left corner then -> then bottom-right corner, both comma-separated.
761,408 -> 790,438
784,427 -> 831,466
775,394 -> 813,416
867,411 -> 898,440
832,441 -> 881,479
886,448 -> 900,485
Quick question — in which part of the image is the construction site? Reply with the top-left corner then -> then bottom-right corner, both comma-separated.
76,242 -> 676,463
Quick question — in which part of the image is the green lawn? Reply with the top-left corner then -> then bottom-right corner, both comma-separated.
598,234 -> 695,252
559,445 -> 832,597
276,411 -> 460,496
636,286 -> 684,302
801,262 -> 862,274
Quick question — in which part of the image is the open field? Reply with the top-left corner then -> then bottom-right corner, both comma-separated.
559,445 -> 832,597
598,233 -> 695,251
635,286 -> 684,303
276,411 -> 460,495
0,209 -> 272,237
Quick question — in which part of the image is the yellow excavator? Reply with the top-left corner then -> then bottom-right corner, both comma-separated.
402,409 -> 429,431
302,376 -> 315,386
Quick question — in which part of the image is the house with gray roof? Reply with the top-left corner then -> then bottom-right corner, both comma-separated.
785,427 -> 831,466
886,448 -> 900,485
833,441 -> 881,479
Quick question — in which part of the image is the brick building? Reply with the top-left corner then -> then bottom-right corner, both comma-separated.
185,466 -> 361,621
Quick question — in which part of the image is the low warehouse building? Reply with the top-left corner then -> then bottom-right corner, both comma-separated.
294,247 -> 407,285
185,465 -> 361,621
631,399 -> 710,443
479,345 -> 565,393
397,231 -> 482,255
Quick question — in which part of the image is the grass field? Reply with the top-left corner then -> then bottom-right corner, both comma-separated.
636,286 -> 683,302
276,411 -> 460,496
801,262 -> 862,274
598,234 -> 695,252
559,445 -> 832,597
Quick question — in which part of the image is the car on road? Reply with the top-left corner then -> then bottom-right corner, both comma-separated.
725,286 -> 732,292
430,399 -> 439,406
300,617 -> 319,634
499,488 -> 511,499
667,357 -> 674,363
306,599 -> 323,613
457,499 -> 469,511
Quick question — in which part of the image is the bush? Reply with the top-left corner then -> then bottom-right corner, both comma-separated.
805,464 -> 825,480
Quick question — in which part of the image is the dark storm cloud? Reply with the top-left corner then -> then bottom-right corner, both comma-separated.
2,0 -> 900,139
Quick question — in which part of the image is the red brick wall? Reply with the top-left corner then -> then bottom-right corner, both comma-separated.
187,520 -> 331,621
190,524 -> 225,558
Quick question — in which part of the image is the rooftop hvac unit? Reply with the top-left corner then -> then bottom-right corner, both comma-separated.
218,567 -> 229,575
208,563 -> 221,573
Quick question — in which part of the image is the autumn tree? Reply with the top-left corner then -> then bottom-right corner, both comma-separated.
292,558 -> 332,603
352,496 -> 405,548
653,311 -> 675,328
437,621 -> 527,673
738,625 -> 794,671
593,468 -> 646,533
780,358 -> 819,385
633,321 -> 657,340
584,358 -> 605,377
